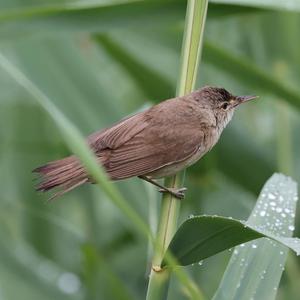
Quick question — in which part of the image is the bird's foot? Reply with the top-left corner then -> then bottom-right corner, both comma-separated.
159,187 -> 187,200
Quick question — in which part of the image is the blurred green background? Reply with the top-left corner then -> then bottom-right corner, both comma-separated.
1,0 -> 300,299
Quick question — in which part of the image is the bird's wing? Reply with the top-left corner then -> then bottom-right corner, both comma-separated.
105,125 -> 205,180
87,100 -> 208,179
87,111 -> 151,150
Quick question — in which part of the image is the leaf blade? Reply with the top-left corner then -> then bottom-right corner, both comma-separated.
203,41 -> 300,111
162,174 -> 299,267
213,173 -> 298,300
210,0 -> 300,11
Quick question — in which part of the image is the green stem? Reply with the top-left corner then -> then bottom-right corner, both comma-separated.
146,0 -> 208,299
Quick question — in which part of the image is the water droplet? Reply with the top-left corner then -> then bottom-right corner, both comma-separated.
188,214 -> 194,219
268,193 -> 276,200
198,260 -> 203,266
234,249 -> 239,255
252,244 -> 257,249
260,211 -> 266,217
270,201 -> 276,206
288,225 -> 295,231
276,207 -> 282,213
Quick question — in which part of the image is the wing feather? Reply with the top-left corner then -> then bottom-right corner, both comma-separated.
87,99 -> 208,180
88,111 -> 150,150
106,128 -> 204,179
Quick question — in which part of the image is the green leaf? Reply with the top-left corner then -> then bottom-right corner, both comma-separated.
0,50 -> 151,239
0,1 -> 185,37
213,173 -> 299,299
203,41 -> 300,111
162,216 -> 300,267
0,0 -> 275,39
0,0 -> 144,21
0,0 -> 263,24
208,3 -> 266,18
210,0 -> 300,12
95,34 -> 174,100
162,174 -> 299,267
163,215 -> 263,266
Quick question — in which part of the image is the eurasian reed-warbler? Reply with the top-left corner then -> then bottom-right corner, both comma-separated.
34,86 -> 257,200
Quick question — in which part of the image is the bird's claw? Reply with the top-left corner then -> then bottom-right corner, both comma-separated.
159,187 -> 187,200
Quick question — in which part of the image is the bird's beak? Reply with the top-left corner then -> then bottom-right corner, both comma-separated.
236,95 -> 258,105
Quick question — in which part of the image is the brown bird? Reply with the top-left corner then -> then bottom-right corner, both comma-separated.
33,86 -> 257,200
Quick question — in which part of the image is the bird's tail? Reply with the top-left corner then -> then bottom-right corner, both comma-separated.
33,155 -> 88,200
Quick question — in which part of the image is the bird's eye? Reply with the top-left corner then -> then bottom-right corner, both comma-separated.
221,102 -> 229,110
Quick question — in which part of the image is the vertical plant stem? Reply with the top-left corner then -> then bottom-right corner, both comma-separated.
146,0 -> 208,299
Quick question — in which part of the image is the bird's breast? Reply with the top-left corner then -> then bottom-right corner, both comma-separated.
146,128 -> 218,179
146,145 -> 206,179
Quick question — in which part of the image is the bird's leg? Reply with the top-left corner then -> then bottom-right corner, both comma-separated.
138,175 -> 187,200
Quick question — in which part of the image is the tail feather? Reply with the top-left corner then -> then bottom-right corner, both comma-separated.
47,178 -> 87,201
33,156 -> 88,199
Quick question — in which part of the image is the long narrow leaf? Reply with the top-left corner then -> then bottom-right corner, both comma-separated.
203,41 -> 300,110
0,1 -> 185,37
95,34 -> 174,100
0,1 -> 276,38
0,51 -> 150,239
163,174 -> 299,267
210,0 -> 300,11
213,173 -> 298,300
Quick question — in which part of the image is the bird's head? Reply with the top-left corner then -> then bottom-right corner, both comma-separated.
192,86 -> 258,129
